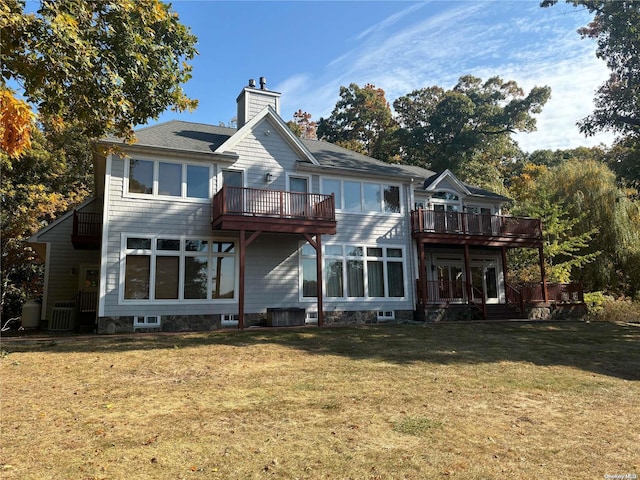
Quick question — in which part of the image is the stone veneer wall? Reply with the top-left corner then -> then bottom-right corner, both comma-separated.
97,310 -> 416,334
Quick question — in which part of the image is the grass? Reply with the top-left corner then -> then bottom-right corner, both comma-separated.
1,321 -> 639,479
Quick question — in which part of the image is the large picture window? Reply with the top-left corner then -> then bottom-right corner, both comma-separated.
122,236 -> 236,302
321,178 -> 401,214
126,158 -> 211,200
301,243 -> 405,299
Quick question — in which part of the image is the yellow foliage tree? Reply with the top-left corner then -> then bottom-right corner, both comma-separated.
0,89 -> 36,158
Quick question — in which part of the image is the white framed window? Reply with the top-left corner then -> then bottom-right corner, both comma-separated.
221,314 -> 239,328
321,178 -> 401,214
133,315 -> 161,328
377,311 -> 395,321
300,243 -> 406,300
305,311 -> 318,325
125,157 -> 212,201
121,235 -> 237,303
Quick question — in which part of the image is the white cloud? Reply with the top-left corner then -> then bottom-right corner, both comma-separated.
279,1 -> 614,151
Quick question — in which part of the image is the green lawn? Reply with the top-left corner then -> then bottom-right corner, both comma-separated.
1,321 -> 638,479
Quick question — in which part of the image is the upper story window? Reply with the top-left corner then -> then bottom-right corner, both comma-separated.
431,191 -> 459,201
126,158 -> 211,200
322,178 -> 401,214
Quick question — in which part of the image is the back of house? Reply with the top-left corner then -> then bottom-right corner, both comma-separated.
29,78 -> 585,333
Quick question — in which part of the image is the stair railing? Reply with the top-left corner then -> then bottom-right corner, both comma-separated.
506,283 -> 524,315
468,283 -> 487,319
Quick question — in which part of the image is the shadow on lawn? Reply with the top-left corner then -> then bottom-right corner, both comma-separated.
2,321 -> 639,381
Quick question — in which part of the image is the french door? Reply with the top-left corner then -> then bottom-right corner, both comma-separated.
470,261 -> 500,304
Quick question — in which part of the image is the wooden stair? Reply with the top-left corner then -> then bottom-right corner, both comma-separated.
484,304 -> 527,320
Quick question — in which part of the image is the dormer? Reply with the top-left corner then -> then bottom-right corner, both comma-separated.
236,77 -> 281,128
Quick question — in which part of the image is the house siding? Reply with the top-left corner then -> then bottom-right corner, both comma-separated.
36,207 -> 100,321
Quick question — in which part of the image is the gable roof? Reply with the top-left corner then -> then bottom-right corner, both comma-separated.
101,119 -> 507,201
423,170 -> 510,201
214,106 -> 318,165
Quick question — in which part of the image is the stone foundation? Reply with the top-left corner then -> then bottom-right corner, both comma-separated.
97,310 -> 416,334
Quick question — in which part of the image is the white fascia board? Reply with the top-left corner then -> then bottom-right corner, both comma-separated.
295,162 -> 413,183
98,141 -> 238,163
214,106 -> 318,165
424,169 -> 471,195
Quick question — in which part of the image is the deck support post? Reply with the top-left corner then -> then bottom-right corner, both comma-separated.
417,241 -> 427,305
238,230 -> 261,330
538,246 -> 548,302
303,233 -> 324,326
463,244 -> 472,302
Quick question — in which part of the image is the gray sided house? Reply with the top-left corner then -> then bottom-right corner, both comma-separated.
29,79 -> 585,334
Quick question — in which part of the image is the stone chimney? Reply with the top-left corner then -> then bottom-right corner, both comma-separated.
236,77 -> 281,128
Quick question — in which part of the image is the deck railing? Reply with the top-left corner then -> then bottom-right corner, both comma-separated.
213,186 -> 335,221
519,282 -> 584,304
73,211 -> 102,238
416,280 -> 583,305
410,209 -> 542,240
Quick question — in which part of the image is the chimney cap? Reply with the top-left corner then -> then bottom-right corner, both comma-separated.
259,77 -> 267,90
248,78 -> 256,88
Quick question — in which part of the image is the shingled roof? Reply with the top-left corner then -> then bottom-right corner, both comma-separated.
103,120 -> 507,201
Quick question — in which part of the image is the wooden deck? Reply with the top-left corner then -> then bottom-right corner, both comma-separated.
410,209 -> 543,247
71,211 -> 102,249
212,186 -> 337,235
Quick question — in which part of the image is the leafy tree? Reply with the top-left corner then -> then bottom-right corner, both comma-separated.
1,126 -> 91,317
0,0 -> 198,144
550,157 -> 640,295
509,154 -> 640,296
393,75 -> 550,174
509,164 -> 599,283
605,137 -> 640,194
288,109 -> 318,140
317,83 -> 399,161
541,0 -> 640,136
0,88 -> 36,157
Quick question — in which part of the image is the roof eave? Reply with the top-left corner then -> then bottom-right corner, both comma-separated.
96,140 -> 239,162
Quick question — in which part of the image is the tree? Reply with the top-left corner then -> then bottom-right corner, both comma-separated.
393,75 -> 550,174
287,109 -> 318,140
1,125 -> 91,317
509,153 -> 640,296
0,88 -> 36,157
0,0 -> 198,145
509,164 -> 599,283
541,1 -> 640,136
317,83 -> 399,161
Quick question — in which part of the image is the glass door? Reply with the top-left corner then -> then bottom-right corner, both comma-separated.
289,176 -> 309,217
436,264 -> 464,302
470,262 -> 500,304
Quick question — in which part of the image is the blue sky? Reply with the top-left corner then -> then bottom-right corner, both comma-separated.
149,0 -> 615,153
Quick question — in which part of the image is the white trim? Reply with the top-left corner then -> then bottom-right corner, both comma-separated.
320,176 -> 404,215
215,106 -> 319,165
118,234 -> 240,305
98,154 -> 112,317
123,155 -> 213,203
424,169 -> 471,196
133,315 -> 161,328
300,242 -> 408,302
286,172 -> 311,192
377,310 -> 396,321
221,313 -> 239,328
